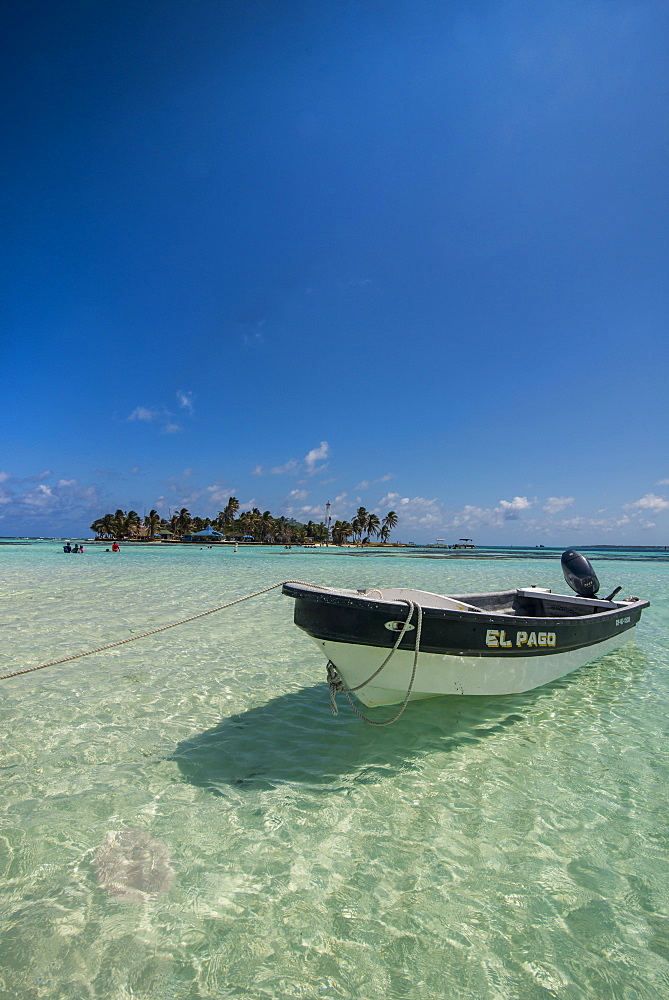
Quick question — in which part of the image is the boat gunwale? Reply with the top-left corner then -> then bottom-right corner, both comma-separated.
281,582 -> 649,626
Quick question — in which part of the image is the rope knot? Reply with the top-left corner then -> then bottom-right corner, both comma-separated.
323,599 -> 423,726
326,660 -> 344,715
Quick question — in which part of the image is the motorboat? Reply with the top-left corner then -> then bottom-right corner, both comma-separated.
282,550 -> 649,711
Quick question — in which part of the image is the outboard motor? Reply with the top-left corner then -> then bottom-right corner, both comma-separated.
561,549 -> 600,598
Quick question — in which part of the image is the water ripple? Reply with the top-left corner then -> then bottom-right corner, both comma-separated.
0,542 -> 667,998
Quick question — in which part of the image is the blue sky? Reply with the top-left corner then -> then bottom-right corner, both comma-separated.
2,0 -> 668,543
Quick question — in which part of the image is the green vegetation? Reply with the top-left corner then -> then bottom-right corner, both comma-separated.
90,501 -> 399,544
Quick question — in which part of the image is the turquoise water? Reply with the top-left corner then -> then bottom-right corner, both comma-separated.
1,541 -> 668,999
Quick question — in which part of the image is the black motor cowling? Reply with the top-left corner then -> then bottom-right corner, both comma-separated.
561,549 -> 600,598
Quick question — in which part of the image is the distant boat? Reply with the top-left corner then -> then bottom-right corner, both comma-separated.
283,550 -> 649,709
452,537 -> 475,549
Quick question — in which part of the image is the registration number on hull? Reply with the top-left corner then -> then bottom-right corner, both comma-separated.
486,629 -> 556,648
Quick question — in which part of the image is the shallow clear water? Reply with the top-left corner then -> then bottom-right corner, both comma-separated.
1,542 -> 668,999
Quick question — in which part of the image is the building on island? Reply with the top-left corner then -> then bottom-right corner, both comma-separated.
182,526 -> 225,543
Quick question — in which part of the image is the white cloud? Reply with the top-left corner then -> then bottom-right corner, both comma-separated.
128,395 -> 192,434
176,390 -> 194,414
444,497 -> 535,530
371,491 -> 660,538
128,407 -> 159,422
497,496 -> 533,516
281,489 -> 340,520
286,503 -> 326,518
451,505 -> 489,526
272,459 -> 299,475
241,321 -> 266,346
3,475 -> 105,524
21,485 -> 54,507
0,471 -> 9,483
555,514 -> 631,532
543,496 -> 575,515
657,479 -> 669,486
172,491 -> 204,508
254,443 -> 329,478
427,496 -> 535,533
373,495 -> 442,533
253,458 -> 300,476
163,469 -> 195,501
355,473 -> 394,490
625,493 -> 669,513
204,484 -> 236,506
378,492 -> 402,507
304,441 -> 329,474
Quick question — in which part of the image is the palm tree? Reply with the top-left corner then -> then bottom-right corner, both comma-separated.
331,520 -> 353,545
124,510 -> 141,537
223,497 -> 239,527
176,507 -> 191,536
145,509 -> 160,539
275,516 -> 292,543
250,509 -> 263,541
353,506 -> 369,543
366,513 -> 380,540
293,523 -> 308,543
90,515 -> 112,538
238,510 -> 256,539
311,522 -> 328,542
111,509 -> 127,538
260,511 -> 275,542
382,510 -> 398,534
381,510 -> 398,544
89,500 -> 389,548
356,506 -> 368,527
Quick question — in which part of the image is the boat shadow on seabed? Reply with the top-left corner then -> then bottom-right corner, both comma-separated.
170,685 -> 526,793
169,647 -> 647,794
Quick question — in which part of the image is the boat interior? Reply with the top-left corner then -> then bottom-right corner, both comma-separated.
357,586 -> 627,619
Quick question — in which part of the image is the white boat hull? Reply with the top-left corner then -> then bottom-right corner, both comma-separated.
313,630 -> 637,707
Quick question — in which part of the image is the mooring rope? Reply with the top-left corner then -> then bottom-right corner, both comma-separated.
0,580 -> 315,682
327,599 -> 423,726
1,581 -> 423,727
